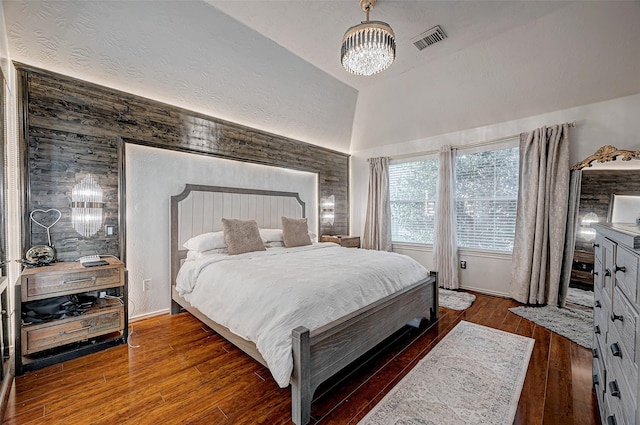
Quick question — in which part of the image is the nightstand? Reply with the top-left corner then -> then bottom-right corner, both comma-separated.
16,257 -> 128,373
320,235 -> 361,248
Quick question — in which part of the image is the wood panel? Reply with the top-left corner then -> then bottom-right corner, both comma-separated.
17,64 -> 350,261
2,292 -> 601,425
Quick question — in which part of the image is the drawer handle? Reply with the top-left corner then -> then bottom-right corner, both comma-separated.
609,380 -> 620,398
615,265 -> 626,273
611,313 -> 624,323
607,415 -> 617,425
595,300 -> 601,308
59,323 -> 95,335
592,348 -> 599,358
594,325 -> 601,334
593,374 -> 599,386
604,269 -> 611,277
610,343 -> 622,357
62,277 -> 97,285
593,243 -> 600,248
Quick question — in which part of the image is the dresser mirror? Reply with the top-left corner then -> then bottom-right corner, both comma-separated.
568,145 -> 640,297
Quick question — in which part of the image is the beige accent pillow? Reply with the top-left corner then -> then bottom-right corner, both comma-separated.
281,217 -> 312,248
221,218 -> 266,255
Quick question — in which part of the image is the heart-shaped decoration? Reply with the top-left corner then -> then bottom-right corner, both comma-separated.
30,208 -> 62,230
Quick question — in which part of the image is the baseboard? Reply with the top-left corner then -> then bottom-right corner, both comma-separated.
459,285 -> 510,299
129,308 -> 170,323
0,355 -> 15,421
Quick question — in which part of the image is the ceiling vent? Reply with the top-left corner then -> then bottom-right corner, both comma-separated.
411,25 -> 447,51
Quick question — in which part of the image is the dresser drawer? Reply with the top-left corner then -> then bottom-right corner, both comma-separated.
606,317 -> 638,390
615,245 -> 639,304
606,343 -> 637,425
22,266 -> 123,301
610,286 -> 638,363
21,304 -> 124,355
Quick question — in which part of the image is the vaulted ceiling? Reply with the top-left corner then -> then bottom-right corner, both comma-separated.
4,1 -> 640,153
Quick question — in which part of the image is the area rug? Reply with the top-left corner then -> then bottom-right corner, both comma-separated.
508,305 -> 592,348
358,321 -> 534,425
565,287 -> 594,308
439,288 -> 476,310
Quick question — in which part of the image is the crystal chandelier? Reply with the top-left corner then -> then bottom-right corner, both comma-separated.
341,0 -> 396,76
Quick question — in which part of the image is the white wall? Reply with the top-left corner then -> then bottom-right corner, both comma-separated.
350,93 -> 640,297
126,144 -> 318,319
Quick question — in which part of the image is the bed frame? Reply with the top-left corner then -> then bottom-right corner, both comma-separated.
170,184 -> 438,424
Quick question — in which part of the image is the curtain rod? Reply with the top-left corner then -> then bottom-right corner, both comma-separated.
390,121 -> 576,161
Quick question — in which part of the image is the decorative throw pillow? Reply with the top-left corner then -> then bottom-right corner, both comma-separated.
281,217 -> 312,248
221,218 -> 266,255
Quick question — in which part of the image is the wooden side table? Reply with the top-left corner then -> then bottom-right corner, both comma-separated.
320,235 -> 361,248
17,257 -> 128,373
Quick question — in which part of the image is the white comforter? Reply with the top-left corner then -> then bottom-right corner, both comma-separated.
176,243 -> 430,387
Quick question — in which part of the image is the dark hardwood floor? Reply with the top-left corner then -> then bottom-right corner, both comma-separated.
4,293 -> 601,424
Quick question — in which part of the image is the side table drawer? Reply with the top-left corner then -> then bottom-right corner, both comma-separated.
22,266 -> 123,301
22,305 -> 124,355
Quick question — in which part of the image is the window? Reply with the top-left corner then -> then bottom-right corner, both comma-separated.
389,145 -> 519,252
389,158 -> 438,244
455,147 -> 519,251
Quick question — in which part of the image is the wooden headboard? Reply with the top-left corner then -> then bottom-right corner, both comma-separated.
170,184 -> 306,287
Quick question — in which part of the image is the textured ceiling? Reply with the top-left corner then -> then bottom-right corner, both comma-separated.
208,0 -> 571,91
4,0 -> 358,153
4,1 -> 640,153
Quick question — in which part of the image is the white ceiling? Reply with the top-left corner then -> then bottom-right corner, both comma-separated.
208,0 -> 571,91
4,1 -> 640,153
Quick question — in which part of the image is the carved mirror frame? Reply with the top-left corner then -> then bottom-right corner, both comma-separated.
572,145 -> 640,170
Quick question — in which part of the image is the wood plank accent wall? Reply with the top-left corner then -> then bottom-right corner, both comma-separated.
18,64 -> 349,261
575,169 -> 640,252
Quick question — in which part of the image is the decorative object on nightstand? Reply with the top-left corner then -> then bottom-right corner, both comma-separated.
24,208 -> 61,266
16,257 -> 128,374
320,235 -> 361,248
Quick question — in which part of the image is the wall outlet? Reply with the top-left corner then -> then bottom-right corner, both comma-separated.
143,278 -> 151,291
106,225 -> 116,236
460,260 -> 467,269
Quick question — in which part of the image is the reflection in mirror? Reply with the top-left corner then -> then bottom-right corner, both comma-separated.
609,194 -> 640,223
566,146 -> 640,310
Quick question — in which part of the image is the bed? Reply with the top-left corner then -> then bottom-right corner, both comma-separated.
170,184 -> 438,424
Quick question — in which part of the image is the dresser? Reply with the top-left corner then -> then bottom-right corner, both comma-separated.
16,258 -> 128,373
592,223 -> 640,425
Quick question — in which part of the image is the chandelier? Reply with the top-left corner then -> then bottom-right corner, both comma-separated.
341,0 -> 396,76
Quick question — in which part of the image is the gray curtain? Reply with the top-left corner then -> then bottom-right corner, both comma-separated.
363,157 -> 392,251
510,124 -> 570,305
558,169 -> 582,307
433,146 -> 460,289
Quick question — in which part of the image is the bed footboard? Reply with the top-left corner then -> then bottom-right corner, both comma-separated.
290,272 -> 437,424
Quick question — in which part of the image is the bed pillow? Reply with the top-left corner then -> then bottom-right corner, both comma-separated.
260,228 -> 284,243
221,218 -> 266,255
183,231 -> 226,252
281,217 -> 312,247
